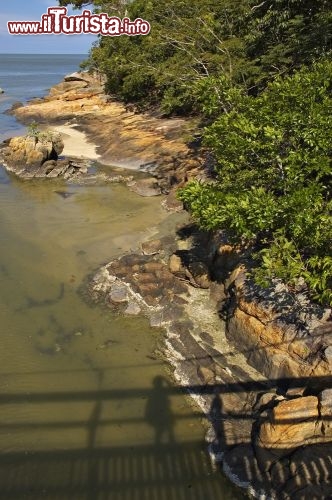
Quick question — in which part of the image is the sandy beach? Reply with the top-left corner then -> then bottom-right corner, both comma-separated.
49,123 -> 101,160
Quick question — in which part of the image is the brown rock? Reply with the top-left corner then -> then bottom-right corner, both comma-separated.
143,262 -> 164,273
214,243 -> 242,274
163,189 -> 183,212
258,396 -> 322,451
124,302 -> 141,316
169,254 -> 183,274
155,268 -> 174,281
49,81 -> 88,96
187,261 -> 210,289
5,133 -> 64,171
324,346 -> 332,367
138,282 -> 162,298
197,366 -> 215,385
109,284 -> 128,303
272,396 -> 318,422
255,391 -> 280,410
284,443 -> 332,498
42,160 -> 57,173
209,282 -> 227,305
128,178 -> 161,197
223,445 -> 265,488
141,239 -> 162,255
320,389 -> 332,417
26,150 -> 45,166
134,272 -> 155,284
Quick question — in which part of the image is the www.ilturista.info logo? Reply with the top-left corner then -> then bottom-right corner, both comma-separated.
7,7 -> 151,36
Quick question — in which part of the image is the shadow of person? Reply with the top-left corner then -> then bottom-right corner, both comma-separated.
209,390 -> 227,460
145,375 -> 175,445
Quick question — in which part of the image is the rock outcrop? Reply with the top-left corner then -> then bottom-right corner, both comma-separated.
3,133 -> 63,168
9,72 -> 206,191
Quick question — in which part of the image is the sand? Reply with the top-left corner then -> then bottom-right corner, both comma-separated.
50,124 -> 101,160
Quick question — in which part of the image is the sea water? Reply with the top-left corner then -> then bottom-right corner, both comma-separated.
0,54 -> 243,499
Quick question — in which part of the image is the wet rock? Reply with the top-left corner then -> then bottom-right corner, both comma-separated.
137,282 -> 162,300
149,312 -> 164,328
223,445 -> 263,489
109,284 -> 128,304
143,262 -> 164,273
124,301 -> 141,316
5,101 -> 23,114
162,189 -> 183,212
42,160 -> 57,173
54,190 -> 75,199
134,272 -> 155,284
128,177 -> 161,197
141,239 -> 162,255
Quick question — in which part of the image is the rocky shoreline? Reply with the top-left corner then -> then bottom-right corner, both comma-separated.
87,225 -> 332,499
2,72 -> 331,499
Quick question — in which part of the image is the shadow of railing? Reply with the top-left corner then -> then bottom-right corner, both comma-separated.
0,372 -> 330,499
0,441 -> 231,500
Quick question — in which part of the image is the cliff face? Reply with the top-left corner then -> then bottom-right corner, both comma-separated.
208,238 -> 332,498
223,257 -> 331,381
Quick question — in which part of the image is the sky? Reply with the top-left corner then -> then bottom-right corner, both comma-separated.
0,0 -> 97,54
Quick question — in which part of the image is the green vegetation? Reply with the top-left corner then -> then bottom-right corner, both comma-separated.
61,0 -> 331,304
180,60 -> 332,305
26,122 -> 58,143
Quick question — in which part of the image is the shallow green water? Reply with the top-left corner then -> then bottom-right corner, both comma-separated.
0,166 -> 242,499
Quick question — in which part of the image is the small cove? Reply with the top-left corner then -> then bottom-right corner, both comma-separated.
0,165 -> 242,499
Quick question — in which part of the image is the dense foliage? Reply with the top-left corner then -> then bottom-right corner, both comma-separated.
61,0 -> 332,304
64,0 -> 331,113
179,61 -> 332,304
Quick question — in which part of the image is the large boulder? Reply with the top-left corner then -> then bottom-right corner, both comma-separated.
258,397 -> 321,451
3,132 -> 64,169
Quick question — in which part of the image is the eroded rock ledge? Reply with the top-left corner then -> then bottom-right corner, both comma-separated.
7,71 -> 206,192
88,226 -> 332,499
